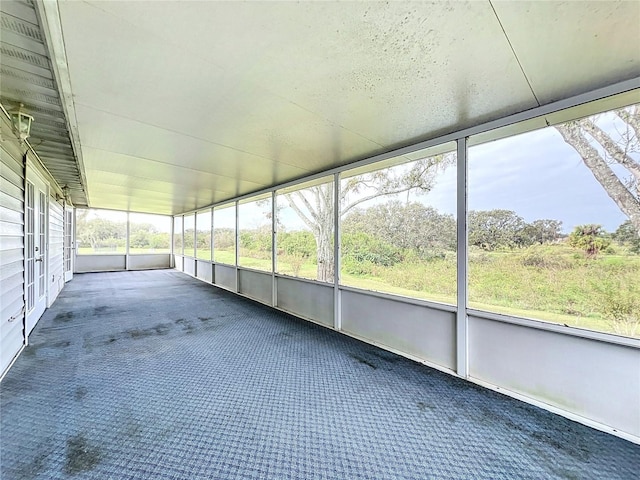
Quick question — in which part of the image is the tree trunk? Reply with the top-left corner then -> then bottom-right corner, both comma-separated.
556,122 -> 640,234
315,227 -> 334,283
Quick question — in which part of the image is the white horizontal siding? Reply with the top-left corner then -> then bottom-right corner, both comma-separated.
1,141 -> 25,375
48,198 -> 64,306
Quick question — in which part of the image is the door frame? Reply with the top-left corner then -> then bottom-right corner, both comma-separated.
64,204 -> 74,282
25,162 -> 50,339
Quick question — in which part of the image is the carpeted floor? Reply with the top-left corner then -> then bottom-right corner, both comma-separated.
1,270 -> 638,479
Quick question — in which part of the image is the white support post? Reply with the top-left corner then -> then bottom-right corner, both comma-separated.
209,208 -> 213,262
125,211 -> 130,271
271,191 -> 277,307
333,173 -> 341,331
180,215 -> 184,256
194,211 -> 198,278
169,215 -> 174,268
456,137 -> 469,378
210,208 -> 214,283
235,201 -> 239,293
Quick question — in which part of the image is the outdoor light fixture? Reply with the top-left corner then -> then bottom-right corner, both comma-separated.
9,103 -> 34,143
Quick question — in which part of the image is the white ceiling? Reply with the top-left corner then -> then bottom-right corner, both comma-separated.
51,0 -> 640,215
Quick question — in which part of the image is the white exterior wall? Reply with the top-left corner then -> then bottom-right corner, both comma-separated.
1,133 -> 26,376
48,197 -> 64,306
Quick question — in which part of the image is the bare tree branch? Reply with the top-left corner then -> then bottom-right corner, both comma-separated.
341,185 -> 417,217
557,122 -> 640,233
284,193 -> 316,232
580,119 -> 640,194
615,105 -> 640,140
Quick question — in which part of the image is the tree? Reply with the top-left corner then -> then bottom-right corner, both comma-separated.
568,224 -> 611,257
342,200 -> 456,256
468,209 -> 527,250
519,219 -> 563,246
556,104 -> 640,234
613,220 -> 640,254
76,211 -> 125,251
283,154 -> 454,281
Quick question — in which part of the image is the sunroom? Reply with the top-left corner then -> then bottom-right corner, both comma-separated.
1,1 -> 639,478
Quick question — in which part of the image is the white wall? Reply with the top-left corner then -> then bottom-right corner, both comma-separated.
1,133 -> 26,376
48,197 -> 64,306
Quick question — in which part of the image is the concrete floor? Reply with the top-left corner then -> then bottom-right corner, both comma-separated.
1,270 -> 638,479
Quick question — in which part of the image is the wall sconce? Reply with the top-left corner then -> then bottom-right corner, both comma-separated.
56,185 -> 71,204
9,103 -> 34,144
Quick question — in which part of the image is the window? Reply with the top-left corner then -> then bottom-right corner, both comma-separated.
238,195 -> 272,271
76,209 -> 127,255
183,214 -> 195,257
340,143 -> 457,303
468,104 -> 639,338
196,209 -> 212,260
213,204 -> 236,265
173,216 -> 183,255
129,213 -> 171,254
276,177 -> 334,282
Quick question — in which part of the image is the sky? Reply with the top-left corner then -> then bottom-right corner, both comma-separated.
424,114 -> 633,234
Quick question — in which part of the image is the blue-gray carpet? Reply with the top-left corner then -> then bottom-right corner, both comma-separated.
1,270 -> 638,479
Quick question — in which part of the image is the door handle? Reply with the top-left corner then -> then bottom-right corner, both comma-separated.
35,256 -> 43,262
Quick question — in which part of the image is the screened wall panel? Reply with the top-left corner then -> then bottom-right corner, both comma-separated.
76,209 -> 127,254
276,177 -> 333,283
215,264 -> 236,291
276,276 -> 333,327
128,254 -> 171,270
196,259 -> 213,283
238,269 -> 272,305
341,289 -> 456,370
183,256 -> 196,276
183,214 -> 195,258
340,143 -> 457,305
468,314 -> 640,438
175,255 -> 184,272
238,196 -> 272,272
196,209 -> 212,260
213,205 -> 236,265
129,213 -> 171,254
75,254 -> 126,272
173,216 -> 183,255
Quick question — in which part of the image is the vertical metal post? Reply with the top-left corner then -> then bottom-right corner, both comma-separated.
194,211 -> 198,277
235,201 -> 240,293
333,173 -> 341,331
192,214 -> 197,259
271,191 -> 277,307
209,207 -> 216,285
125,211 -> 130,271
180,215 -> 184,256
456,137 -> 469,378
209,208 -> 213,262
169,215 -> 174,268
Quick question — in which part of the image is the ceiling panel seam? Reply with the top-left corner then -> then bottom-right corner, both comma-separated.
489,0 -> 540,107
74,102 -> 314,174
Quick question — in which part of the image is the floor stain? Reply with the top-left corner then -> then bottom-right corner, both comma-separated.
54,312 -> 74,323
349,354 -> 378,369
175,318 -> 196,334
75,386 -> 88,400
128,323 -> 171,339
64,434 -> 102,474
417,401 -> 435,412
